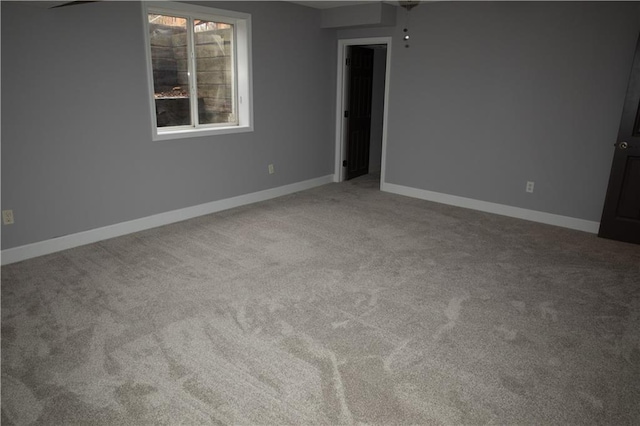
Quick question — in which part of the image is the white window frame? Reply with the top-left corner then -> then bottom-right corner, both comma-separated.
143,2 -> 253,141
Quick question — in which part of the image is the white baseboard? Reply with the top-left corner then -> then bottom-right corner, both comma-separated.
381,182 -> 600,234
1,175 -> 334,266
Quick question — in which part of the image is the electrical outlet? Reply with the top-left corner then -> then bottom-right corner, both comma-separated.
2,209 -> 14,225
268,164 -> 275,174
526,181 -> 535,193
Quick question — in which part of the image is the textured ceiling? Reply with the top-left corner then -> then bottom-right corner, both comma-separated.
24,0 -> 407,10
288,1 -> 395,9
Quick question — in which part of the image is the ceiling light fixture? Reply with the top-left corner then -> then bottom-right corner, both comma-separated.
399,1 -> 420,48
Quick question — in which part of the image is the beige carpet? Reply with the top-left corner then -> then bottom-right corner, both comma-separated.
2,175 -> 640,425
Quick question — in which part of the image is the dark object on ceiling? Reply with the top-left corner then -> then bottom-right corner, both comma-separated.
51,1 -> 99,9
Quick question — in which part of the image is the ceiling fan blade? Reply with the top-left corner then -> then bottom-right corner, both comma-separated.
51,1 -> 99,8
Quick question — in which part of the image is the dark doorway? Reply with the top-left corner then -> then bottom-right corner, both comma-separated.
343,45 -> 386,182
345,46 -> 374,180
599,35 -> 640,244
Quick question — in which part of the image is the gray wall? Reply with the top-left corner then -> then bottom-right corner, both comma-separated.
341,2 -> 640,222
1,1 -> 335,249
321,3 -> 395,29
3,1 -> 639,251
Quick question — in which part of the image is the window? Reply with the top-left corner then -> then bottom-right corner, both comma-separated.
143,2 -> 252,140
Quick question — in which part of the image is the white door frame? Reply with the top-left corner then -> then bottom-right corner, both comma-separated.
334,37 -> 392,186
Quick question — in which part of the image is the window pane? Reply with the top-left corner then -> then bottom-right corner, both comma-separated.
194,20 -> 235,125
148,14 -> 190,127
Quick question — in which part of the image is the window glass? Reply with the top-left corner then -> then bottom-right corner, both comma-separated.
144,2 -> 252,140
148,14 -> 190,128
194,20 -> 235,125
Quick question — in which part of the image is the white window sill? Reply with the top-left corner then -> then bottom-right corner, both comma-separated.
153,124 -> 253,141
